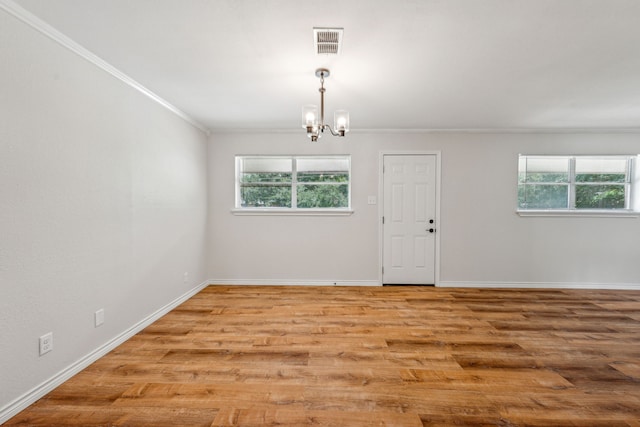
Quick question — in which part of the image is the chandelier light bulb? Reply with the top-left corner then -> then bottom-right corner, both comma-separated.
334,110 -> 350,135
306,112 -> 316,125
302,105 -> 318,129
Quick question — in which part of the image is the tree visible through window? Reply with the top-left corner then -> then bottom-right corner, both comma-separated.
236,156 -> 350,209
518,155 -> 633,211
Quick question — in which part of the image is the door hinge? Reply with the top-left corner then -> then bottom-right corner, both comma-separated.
382,216 -> 385,224
382,266 -> 384,275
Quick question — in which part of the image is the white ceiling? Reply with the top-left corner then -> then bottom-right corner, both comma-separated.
11,0 -> 640,132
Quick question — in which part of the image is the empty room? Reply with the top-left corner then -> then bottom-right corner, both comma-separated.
1,0 -> 640,425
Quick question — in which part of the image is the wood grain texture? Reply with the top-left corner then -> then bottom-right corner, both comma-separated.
6,285 -> 640,426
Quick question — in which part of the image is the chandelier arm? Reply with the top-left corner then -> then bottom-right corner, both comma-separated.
323,124 -> 342,137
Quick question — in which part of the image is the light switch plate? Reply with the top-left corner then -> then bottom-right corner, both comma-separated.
95,309 -> 104,327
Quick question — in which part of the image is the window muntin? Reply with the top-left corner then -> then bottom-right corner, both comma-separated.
236,156 -> 351,210
518,155 -> 633,211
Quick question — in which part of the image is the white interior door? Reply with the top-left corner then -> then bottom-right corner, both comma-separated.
382,155 -> 437,284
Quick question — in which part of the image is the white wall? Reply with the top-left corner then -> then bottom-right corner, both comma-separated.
0,10 -> 208,416
208,132 -> 640,287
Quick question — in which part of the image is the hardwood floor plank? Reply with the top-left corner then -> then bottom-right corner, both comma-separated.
113,383 -> 306,408
5,406 -> 219,427
160,348 -> 310,366
211,408 -> 423,427
5,285 -> 640,426
399,368 -> 574,390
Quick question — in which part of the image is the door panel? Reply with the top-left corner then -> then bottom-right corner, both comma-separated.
391,236 -> 404,267
391,184 -> 404,222
414,236 -> 427,268
415,183 -> 427,222
383,155 -> 436,284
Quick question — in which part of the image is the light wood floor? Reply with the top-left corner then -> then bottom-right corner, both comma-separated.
6,285 -> 640,426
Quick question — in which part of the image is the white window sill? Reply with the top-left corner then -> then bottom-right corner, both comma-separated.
516,209 -> 639,218
231,208 -> 354,216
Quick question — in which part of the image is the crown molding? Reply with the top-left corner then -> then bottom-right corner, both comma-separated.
0,0 -> 210,135
209,127 -> 640,135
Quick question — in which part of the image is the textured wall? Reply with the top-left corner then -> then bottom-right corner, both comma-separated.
0,10 -> 208,412
207,131 -> 640,287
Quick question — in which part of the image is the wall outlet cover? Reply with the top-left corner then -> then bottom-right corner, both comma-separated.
39,332 -> 53,356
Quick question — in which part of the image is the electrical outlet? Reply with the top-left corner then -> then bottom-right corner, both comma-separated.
95,309 -> 105,327
39,332 -> 53,356
183,272 -> 189,285
367,196 -> 377,205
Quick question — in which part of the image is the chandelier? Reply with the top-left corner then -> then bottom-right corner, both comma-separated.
302,68 -> 349,141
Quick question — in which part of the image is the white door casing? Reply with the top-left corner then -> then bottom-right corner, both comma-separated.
382,154 -> 438,285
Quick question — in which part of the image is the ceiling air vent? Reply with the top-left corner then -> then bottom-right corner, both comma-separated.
313,27 -> 343,55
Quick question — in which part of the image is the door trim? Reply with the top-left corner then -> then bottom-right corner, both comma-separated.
378,151 -> 441,286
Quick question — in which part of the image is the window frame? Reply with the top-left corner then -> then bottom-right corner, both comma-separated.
517,154 -> 639,217
233,155 -> 353,216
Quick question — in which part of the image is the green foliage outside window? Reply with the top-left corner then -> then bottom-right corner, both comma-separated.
518,184 -> 569,209
575,185 -> 625,209
238,157 -> 350,209
297,184 -> 349,208
575,173 -> 626,183
240,173 -> 292,207
518,172 -> 568,183
297,172 -> 349,183
296,171 -> 349,208
518,156 -> 630,210
241,172 -> 291,183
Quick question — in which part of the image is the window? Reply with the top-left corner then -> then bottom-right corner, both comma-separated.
235,156 -> 351,212
518,155 -> 636,213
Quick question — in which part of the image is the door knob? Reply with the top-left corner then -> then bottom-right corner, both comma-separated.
428,228 -> 435,233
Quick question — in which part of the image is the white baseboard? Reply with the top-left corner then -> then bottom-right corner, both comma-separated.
209,279 -> 381,287
437,281 -> 640,290
208,280 -> 640,290
0,281 -> 210,425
